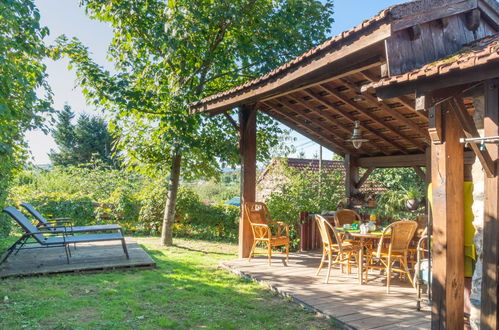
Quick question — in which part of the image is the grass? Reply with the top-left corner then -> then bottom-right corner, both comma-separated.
0,237 -> 338,329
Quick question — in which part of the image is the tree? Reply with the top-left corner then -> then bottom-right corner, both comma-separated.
49,105 -> 116,166
0,0 -> 52,232
53,0 -> 334,245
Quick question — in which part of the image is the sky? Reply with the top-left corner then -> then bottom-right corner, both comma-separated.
27,0 -> 402,165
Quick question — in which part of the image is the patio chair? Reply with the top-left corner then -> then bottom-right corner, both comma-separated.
21,203 -> 121,233
315,215 -> 360,283
414,228 -> 431,310
334,209 -> 361,227
1,207 -> 129,265
243,202 -> 289,265
364,220 -> 418,293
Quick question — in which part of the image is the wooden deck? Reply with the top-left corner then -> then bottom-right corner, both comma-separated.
0,237 -> 156,278
221,252 -> 430,330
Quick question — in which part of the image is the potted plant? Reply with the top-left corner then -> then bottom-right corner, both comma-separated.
404,186 -> 422,211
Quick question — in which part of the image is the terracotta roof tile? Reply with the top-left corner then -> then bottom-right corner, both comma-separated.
375,33 -> 499,88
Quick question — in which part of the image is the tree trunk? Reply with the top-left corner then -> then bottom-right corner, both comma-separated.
160,150 -> 182,246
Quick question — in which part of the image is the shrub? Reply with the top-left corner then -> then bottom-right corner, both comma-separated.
265,163 -> 344,249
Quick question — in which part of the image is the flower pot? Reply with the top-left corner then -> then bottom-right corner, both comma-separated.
405,199 -> 420,210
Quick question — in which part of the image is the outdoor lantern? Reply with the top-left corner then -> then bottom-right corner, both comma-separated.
347,120 -> 368,149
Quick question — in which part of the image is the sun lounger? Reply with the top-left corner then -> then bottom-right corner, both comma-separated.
21,203 -> 122,233
1,207 -> 129,264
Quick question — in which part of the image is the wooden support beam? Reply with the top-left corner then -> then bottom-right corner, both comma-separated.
263,108 -> 348,155
360,71 -> 428,119
310,86 -> 416,154
345,154 -> 359,206
341,78 -> 429,140
262,101 -> 353,155
375,62 -> 499,99
224,112 -> 239,132
358,153 -> 426,168
449,97 -> 495,177
430,105 -> 464,329
281,95 -> 386,155
428,105 -> 443,144
481,79 -> 499,330
413,166 -> 426,182
239,104 -> 257,258
355,167 -> 374,189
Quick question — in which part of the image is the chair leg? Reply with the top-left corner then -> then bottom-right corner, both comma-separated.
316,247 -> 326,275
248,240 -> 257,262
267,244 -> 272,266
285,243 -> 289,263
64,244 -> 70,264
401,256 -> 415,288
386,255 -> 392,294
325,250 -> 332,284
121,239 -> 130,259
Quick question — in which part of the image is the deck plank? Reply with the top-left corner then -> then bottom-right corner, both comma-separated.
221,251 -> 430,329
0,238 -> 156,278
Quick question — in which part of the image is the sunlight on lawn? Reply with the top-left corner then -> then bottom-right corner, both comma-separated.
0,238 -> 338,329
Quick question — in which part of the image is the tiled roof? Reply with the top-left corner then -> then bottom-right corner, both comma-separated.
257,158 -> 386,194
191,8 -> 391,108
375,33 -> 499,87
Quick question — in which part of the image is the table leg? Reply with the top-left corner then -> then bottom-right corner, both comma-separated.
358,238 -> 364,284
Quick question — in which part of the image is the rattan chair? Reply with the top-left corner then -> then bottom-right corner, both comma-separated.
365,220 -> 418,293
315,215 -> 360,283
243,202 -> 289,265
334,209 -> 361,227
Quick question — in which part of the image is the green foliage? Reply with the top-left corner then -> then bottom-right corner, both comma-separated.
265,161 -> 344,249
370,167 -> 426,219
0,0 -> 52,235
49,105 -> 117,167
9,166 -> 239,241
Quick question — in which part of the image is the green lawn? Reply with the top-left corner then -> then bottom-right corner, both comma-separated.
0,237 -> 338,329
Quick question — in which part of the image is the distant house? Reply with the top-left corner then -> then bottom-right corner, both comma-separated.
256,158 -> 384,202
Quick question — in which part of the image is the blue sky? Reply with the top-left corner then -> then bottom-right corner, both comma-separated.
27,0 -> 402,164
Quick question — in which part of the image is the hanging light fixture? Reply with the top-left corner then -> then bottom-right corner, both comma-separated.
347,120 -> 368,149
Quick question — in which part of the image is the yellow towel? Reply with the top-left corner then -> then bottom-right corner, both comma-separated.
427,182 -> 476,277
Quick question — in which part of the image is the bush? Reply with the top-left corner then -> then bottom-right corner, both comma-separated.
7,165 -> 239,241
265,163 -> 344,249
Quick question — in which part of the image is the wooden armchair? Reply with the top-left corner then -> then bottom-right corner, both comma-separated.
243,202 -> 290,265
365,220 -> 418,293
315,215 -> 360,283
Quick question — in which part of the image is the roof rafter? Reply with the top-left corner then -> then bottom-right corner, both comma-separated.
280,95 -> 386,155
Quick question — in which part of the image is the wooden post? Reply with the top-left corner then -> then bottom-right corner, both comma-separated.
345,154 -> 359,207
481,79 -> 499,330
430,103 -> 464,329
239,104 -> 257,258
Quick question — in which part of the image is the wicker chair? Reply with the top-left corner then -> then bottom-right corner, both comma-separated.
315,215 -> 360,283
243,202 -> 289,265
334,209 -> 361,227
365,220 -> 418,293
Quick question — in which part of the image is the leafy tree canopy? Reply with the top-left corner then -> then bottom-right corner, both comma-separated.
0,0 -> 52,213
51,0 -> 334,245
49,105 -> 117,167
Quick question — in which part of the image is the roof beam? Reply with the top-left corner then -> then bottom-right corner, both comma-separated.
449,96 -> 495,177
341,78 -> 429,140
316,84 -> 426,152
375,62 -> 499,99
282,95 -> 387,155
261,102 -> 351,155
360,71 -> 428,119
301,89 -> 407,154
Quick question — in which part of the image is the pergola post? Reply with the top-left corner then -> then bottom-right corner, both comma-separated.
481,79 -> 499,330
239,104 -> 257,258
345,154 -> 359,207
429,103 -> 464,329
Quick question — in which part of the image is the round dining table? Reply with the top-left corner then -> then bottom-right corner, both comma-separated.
335,227 -> 390,284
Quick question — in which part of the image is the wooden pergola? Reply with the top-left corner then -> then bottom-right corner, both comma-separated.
191,0 -> 499,328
